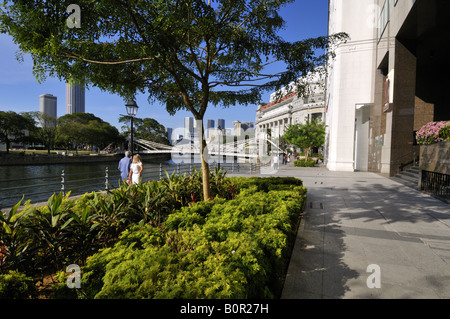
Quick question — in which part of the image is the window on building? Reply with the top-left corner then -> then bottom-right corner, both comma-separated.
378,0 -> 390,41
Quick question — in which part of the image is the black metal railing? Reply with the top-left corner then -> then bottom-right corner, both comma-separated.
420,170 -> 450,202
395,150 -> 419,174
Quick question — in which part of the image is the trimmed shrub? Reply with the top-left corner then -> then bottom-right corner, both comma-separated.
0,270 -> 37,299
294,159 -> 316,167
226,176 -> 304,193
79,178 -> 307,299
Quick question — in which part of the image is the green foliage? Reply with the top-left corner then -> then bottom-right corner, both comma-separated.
0,169 -> 237,276
120,116 -> 170,145
0,111 -> 36,153
50,272 -> 78,299
0,172 -> 306,299
0,199 -> 34,274
58,113 -> 124,150
294,159 -> 316,167
79,177 -> 307,299
438,125 -> 450,141
298,152 -> 323,159
226,176 -> 304,193
0,270 -> 37,299
283,119 -> 326,161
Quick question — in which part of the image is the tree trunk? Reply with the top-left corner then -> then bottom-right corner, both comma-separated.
305,147 -> 311,162
5,139 -> 10,154
196,119 -> 211,201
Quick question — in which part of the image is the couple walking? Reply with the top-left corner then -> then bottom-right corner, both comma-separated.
118,151 -> 143,185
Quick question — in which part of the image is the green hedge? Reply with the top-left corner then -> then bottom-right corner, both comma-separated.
79,180 -> 306,299
0,271 -> 37,299
294,159 -> 316,167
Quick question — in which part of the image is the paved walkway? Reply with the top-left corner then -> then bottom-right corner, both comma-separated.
234,165 -> 450,298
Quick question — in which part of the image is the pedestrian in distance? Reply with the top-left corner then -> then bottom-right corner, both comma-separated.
118,151 -> 132,183
273,154 -> 279,170
129,154 -> 143,185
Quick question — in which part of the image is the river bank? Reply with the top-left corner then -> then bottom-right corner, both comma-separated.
0,152 -> 170,166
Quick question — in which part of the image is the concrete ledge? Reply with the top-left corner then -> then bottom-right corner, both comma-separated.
419,141 -> 450,175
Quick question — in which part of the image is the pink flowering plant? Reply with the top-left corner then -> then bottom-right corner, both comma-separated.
416,121 -> 450,145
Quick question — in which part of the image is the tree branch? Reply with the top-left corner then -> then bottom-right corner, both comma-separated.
58,50 -> 158,65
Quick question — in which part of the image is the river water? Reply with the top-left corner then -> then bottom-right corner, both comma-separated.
0,158 -> 177,210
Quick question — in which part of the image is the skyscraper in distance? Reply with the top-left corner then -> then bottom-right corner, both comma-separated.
66,81 -> 85,114
217,119 -> 225,132
39,94 -> 57,127
184,117 -> 194,140
206,119 -> 215,138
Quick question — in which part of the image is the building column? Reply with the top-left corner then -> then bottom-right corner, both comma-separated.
387,39 -> 417,176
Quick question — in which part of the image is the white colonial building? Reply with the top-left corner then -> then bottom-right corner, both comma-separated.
255,72 -> 326,140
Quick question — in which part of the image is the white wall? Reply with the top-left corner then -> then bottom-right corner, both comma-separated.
326,0 -> 376,171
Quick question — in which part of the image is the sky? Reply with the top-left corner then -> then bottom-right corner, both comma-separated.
0,0 -> 329,133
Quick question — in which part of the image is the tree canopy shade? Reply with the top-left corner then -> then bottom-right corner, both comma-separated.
0,0 -> 348,199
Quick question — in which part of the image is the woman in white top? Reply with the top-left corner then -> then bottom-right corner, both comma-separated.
128,154 -> 143,185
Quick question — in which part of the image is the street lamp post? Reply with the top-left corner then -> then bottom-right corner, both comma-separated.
125,100 -> 139,155
217,125 -> 222,170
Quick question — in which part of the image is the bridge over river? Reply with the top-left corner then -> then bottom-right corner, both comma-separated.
132,135 -> 281,160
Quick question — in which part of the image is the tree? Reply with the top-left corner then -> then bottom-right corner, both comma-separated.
58,113 -> 123,152
0,0 -> 347,200
22,111 -> 60,154
119,116 -> 170,146
0,111 -> 36,154
283,119 -> 325,162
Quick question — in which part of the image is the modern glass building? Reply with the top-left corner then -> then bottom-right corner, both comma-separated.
65,82 -> 85,114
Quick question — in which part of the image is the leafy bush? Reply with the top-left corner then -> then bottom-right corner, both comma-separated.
298,152 -> 323,159
226,176 -> 304,193
0,270 -> 37,299
0,172 -> 306,299
0,168 -> 237,276
438,125 -> 450,142
0,200 -> 34,274
294,159 -> 316,167
79,179 -> 307,299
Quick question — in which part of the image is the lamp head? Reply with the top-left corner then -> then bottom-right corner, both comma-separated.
125,100 -> 139,117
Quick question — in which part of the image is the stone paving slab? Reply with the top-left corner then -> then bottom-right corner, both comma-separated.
237,165 -> 450,299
